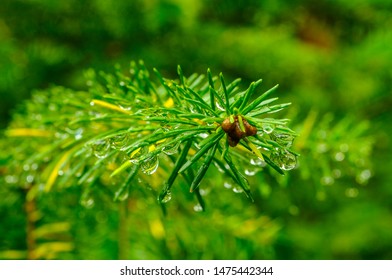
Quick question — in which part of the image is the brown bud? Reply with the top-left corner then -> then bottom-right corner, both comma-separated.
221,115 -> 257,147
243,119 -> 257,136
221,118 -> 235,133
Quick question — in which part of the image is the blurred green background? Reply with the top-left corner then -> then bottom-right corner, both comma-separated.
1,0 -> 391,259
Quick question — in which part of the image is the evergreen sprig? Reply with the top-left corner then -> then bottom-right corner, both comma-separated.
5,61 -> 298,210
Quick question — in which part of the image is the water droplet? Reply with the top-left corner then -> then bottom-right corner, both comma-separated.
115,187 -> 129,201
111,133 -> 129,150
31,163 -> 38,171
250,158 -> 266,167
23,164 -> 30,171
280,152 -> 297,171
162,141 -> 180,155
90,101 -> 95,106
233,186 -> 243,193
334,152 -> 345,162
244,169 -> 257,176
320,176 -> 334,186
141,156 -> 159,175
345,188 -> 359,198
215,101 -> 225,111
193,204 -> 203,212
92,139 -> 111,159
199,133 -> 209,139
356,169 -> 372,184
271,151 -> 297,171
119,81 -> 125,87
272,133 -> 295,147
26,174 -> 34,184
119,104 -> 132,111
161,191 -> 172,203
262,123 -> 275,134
199,188 -> 209,196
224,182 -> 232,189
80,191 -> 94,208
214,162 -> 225,173
58,170 -> 64,176
5,175 -> 18,184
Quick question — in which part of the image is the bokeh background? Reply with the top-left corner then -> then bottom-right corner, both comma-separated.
1,0 -> 391,259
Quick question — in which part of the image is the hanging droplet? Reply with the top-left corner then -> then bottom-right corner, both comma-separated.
244,169 -> 257,176
233,186 -> 244,193
162,141 -> 180,155
280,152 -> 297,171
250,158 -> 266,167
272,133 -> 295,148
111,133 -> 129,150
223,182 -> 232,189
141,156 -> 159,175
80,191 -> 94,208
161,191 -> 172,203
193,204 -> 203,212
92,139 -> 111,159
114,187 -> 129,201
262,123 -> 275,134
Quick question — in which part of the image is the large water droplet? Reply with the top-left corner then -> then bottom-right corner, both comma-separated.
223,182 -> 232,189
280,152 -> 297,171
162,141 -> 180,155
161,191 -> 172,203
111,133 -> 129,150
272,133 -> 294,148
193,204 -> 203,212
271,151 -> 297,171
141,156 -> 159,175
92,139 -> 111,159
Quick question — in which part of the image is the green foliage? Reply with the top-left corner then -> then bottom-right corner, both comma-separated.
4,61 -> 297,208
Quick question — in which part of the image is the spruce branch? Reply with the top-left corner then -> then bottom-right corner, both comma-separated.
4,61 -> 298,209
